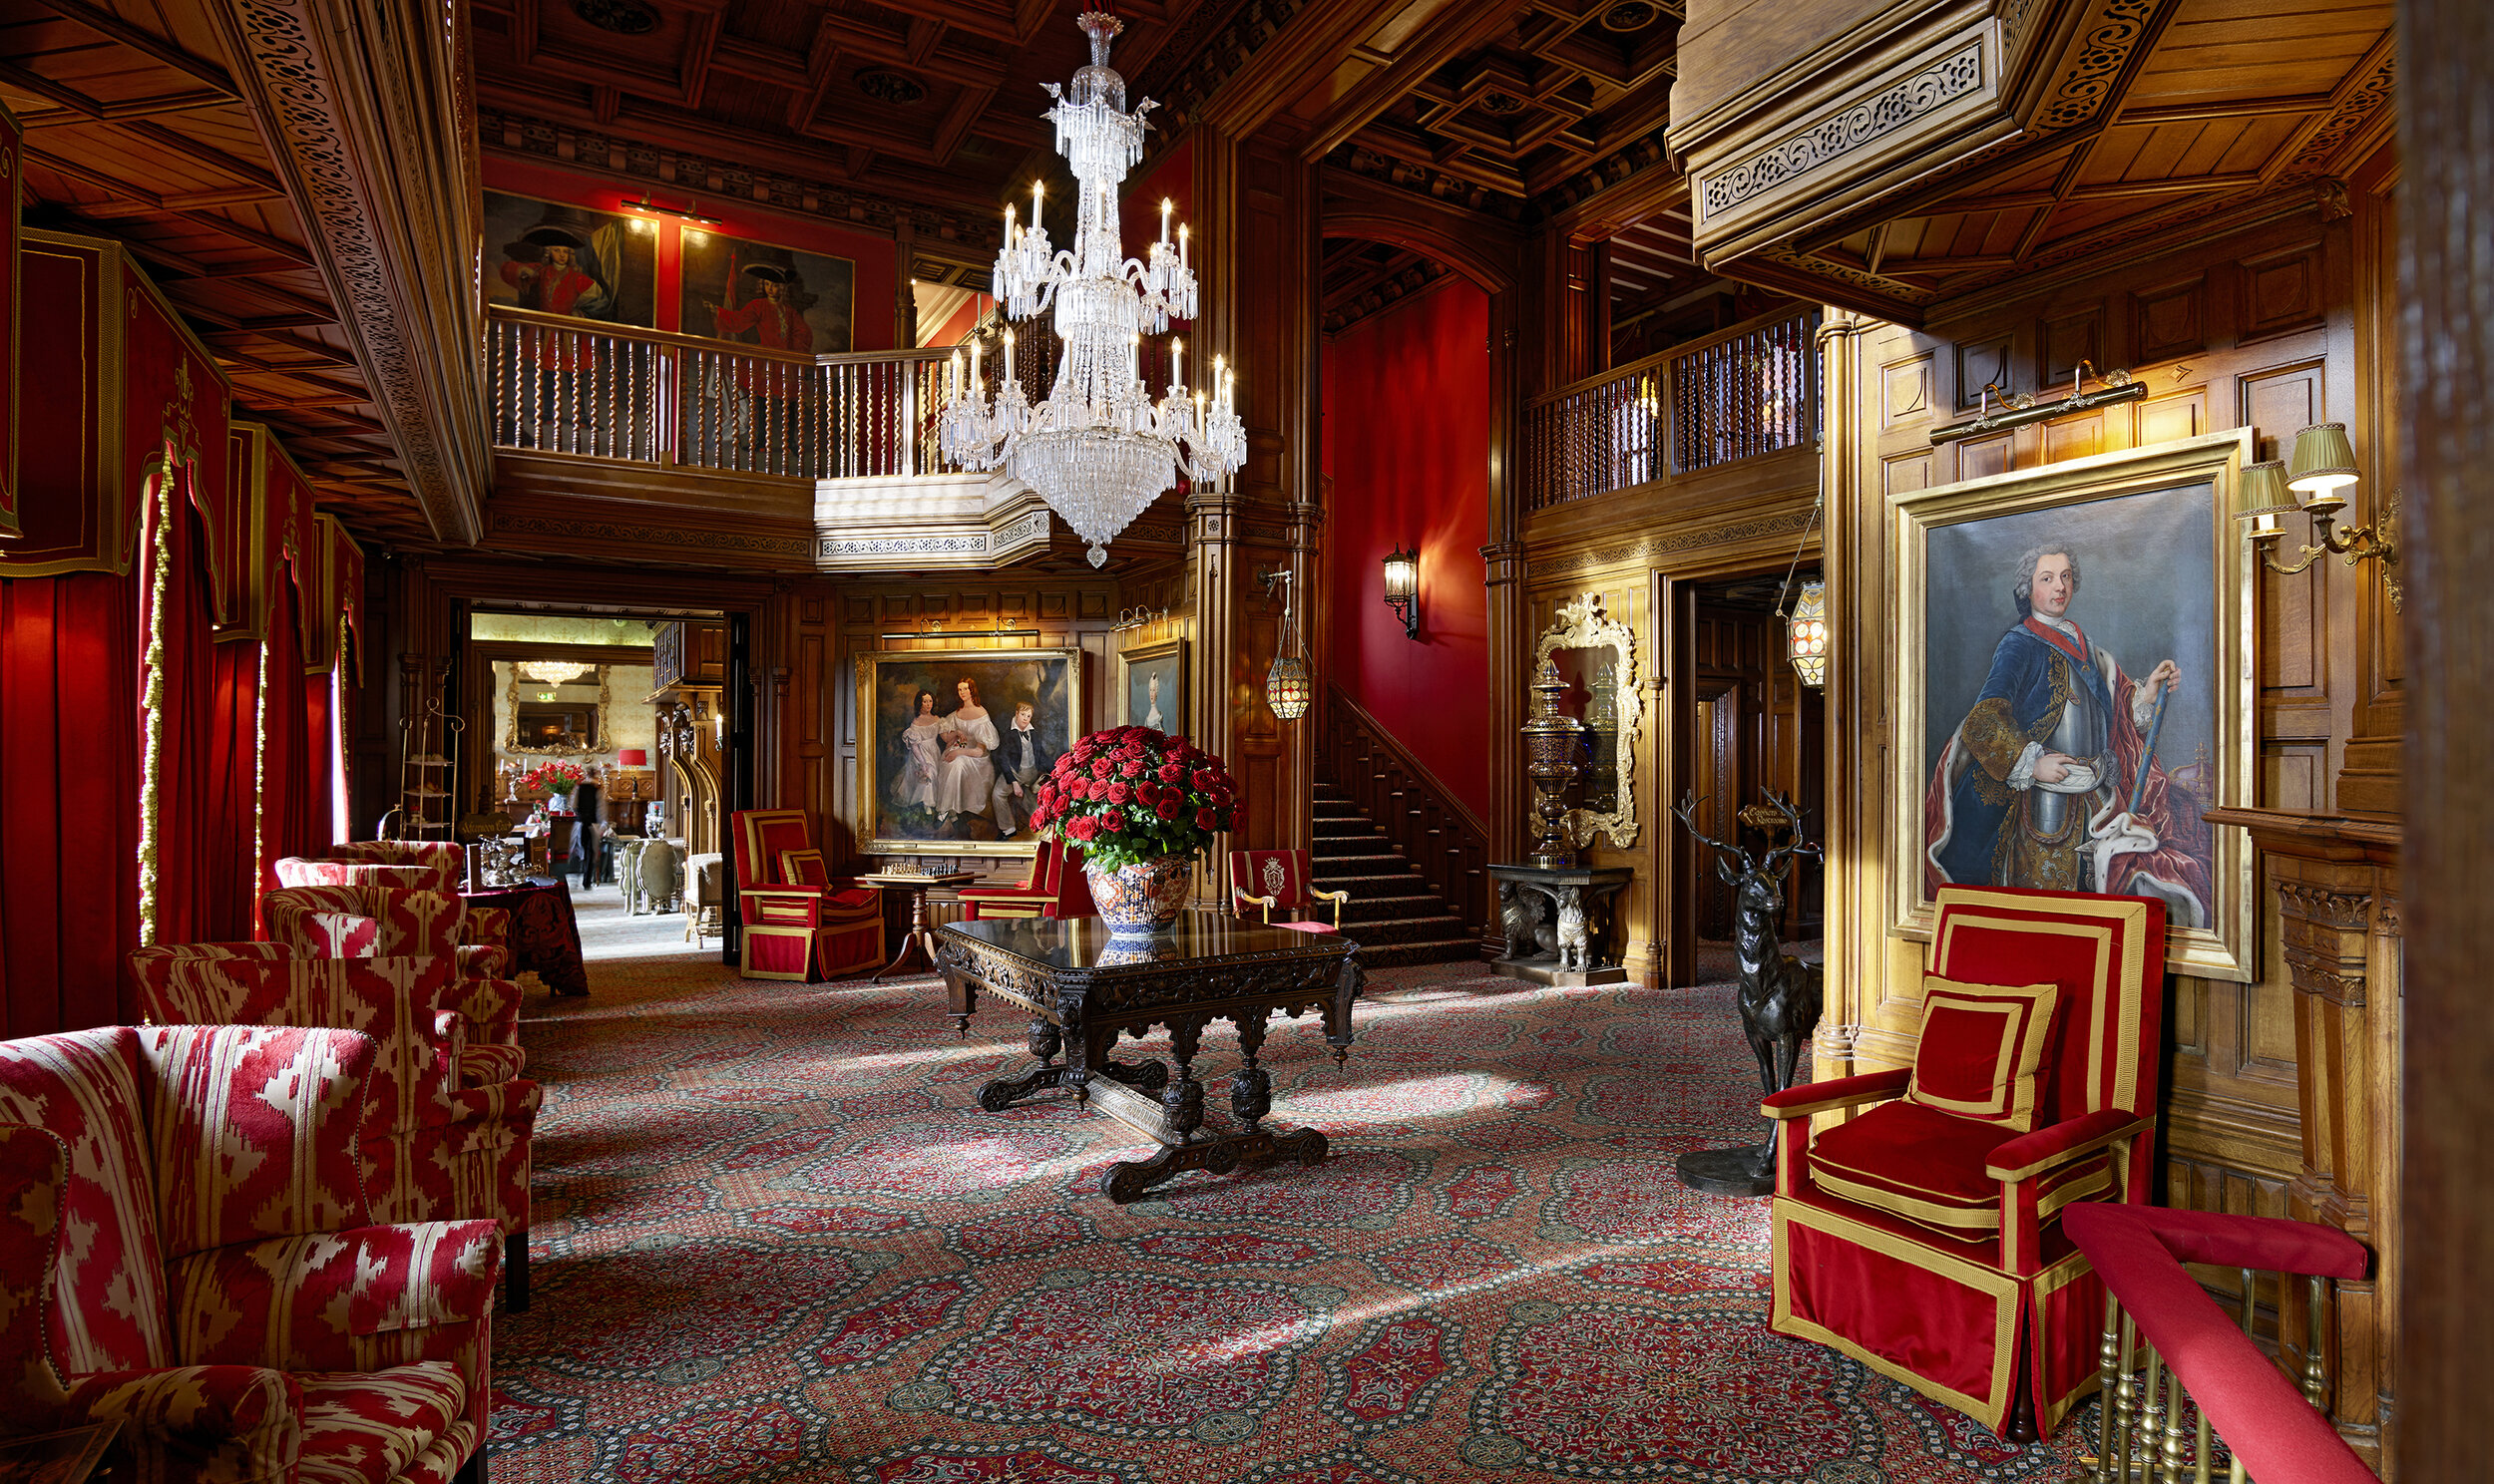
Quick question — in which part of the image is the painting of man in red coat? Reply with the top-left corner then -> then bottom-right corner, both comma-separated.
707,264 -> 811,351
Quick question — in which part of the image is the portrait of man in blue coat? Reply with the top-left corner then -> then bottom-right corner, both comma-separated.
1922,541 -> 2212,928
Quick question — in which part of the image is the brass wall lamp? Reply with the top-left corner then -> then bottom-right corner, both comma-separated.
1381,547 -> 1420,639
2234,422 -> 2400,609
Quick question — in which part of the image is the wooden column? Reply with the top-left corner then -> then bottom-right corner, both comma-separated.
1479,282 -> 1526,955
2207,807 -> 2400,1471
1187,123 -> 1318,864
2396,0 -> 2494,1477
1816,312 -> 1867,1073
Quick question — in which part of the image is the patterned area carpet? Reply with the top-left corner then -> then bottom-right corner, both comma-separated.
492,922 -> 2089,1483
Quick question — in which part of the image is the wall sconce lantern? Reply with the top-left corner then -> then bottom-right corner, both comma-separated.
1786,579 -> 1829,689
2235,423 -> 2400,608
1260,566 -> 1312,720
1382,546 -> 1421,639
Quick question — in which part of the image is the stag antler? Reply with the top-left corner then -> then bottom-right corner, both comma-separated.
1757,792 -> 1825,877
1675,790 -> 1754,871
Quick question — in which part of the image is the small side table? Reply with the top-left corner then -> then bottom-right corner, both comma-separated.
1486,862 -> 1636,986
858,871 -> 978,983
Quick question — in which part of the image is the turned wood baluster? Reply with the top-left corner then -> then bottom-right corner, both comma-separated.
2161,1363 -> 2189,1480
2091,1292 -> 2122,1483
1161,1016 -> 1205,1143
1231,1008 -> 1272,1130
2113,1311 -> 2140,1481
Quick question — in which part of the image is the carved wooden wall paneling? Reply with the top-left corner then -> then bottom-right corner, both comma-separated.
1826,151 -> 2402,1466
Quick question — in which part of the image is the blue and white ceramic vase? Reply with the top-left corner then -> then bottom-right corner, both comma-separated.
1083,855 -> 1192,938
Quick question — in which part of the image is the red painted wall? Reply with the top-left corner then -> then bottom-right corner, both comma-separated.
1322,275 -> 1491,818
482,157 -> 901,351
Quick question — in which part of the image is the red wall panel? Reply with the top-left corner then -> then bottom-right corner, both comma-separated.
1322,276 -> 1492,817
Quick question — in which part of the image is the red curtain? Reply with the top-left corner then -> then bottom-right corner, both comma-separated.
304,653 -> 336,854
203,634 -> 261,942
144,481 -> 219,952
257,583 -> 315,904
0,571 -> 142,1034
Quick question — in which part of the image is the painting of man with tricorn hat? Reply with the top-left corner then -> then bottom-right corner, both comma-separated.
482,192 -> 655,327
680,233 -> 854,353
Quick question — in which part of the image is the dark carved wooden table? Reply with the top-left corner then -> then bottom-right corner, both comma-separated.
936,916 -> 1363,1204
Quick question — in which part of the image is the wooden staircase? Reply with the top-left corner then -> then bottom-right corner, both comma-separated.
1312,780 -> 1479,967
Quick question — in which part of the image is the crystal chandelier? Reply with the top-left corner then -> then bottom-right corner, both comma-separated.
516,659 -> 591,685
938,9 -> 1246,567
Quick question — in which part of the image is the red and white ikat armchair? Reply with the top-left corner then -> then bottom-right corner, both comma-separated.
129,948 -> 542,1313
1766,885 -> 2168,1441
729,809 -> 885,981
1228,849 -> 1348,933
0,1024 -> 500,1484
277,841 -> 466,892
956,840 -> 1095,921
260,885 -> 524,1085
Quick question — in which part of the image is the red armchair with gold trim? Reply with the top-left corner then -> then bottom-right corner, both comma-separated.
0,1024 -> 501,1483
1229,849 -> 1348,933
730,809 -> 885,981
1766,886 -> 2167,1441
957,840 -> 1096,921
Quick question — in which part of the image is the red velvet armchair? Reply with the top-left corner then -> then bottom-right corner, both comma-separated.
1229,849 -> 1348,933
0,1024 -> 501,1483
957,840 -> 1096,921
1766,886 -> 2168,1441
729,809 -> 885,980
129,948 -> 544,1314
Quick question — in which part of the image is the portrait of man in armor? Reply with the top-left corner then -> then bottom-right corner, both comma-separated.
1921,501 -> 2217,929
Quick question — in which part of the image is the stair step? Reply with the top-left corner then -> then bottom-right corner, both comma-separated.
1336,894 -> 1442,919
1313,874 -> 1428,897
1313,836 -> 1396,856
1312,819 -> 1374,839
1342,914 -> 1468,945
1310,769 -> 1476,969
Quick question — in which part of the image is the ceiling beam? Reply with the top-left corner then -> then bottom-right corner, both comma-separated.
1297,1 -> 1539,164
41,0 -> 237,96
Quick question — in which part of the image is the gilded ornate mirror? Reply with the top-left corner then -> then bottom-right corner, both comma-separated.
1534,593 -> 1641,849
505,661 -> 610,755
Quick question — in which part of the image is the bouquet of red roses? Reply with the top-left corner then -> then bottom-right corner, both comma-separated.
1027,727 -> 1239,871
520,759 -> 587,796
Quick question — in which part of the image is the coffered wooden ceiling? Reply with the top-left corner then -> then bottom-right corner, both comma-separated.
1308,0 -> 1680,204
1707,0 -> 2397,324
0,0 -> 426,547
471,0 -> 1219,224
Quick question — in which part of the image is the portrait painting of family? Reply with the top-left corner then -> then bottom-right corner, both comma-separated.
858,648 -> 1079,854
1891,430 -> 2255,979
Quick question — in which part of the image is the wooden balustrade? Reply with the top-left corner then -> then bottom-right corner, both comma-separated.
1322,685 -> 1493,945
1522,306 -> 1821,511
487,305 -> 979,481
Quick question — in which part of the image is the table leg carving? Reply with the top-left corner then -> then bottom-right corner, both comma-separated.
1161,1017 -> 1206,1144
978,1015 -> 1067,1111
1098,1124 -> 1333,1204
1326,958 -> 1364,1067
1231,1008 -> 1272,1130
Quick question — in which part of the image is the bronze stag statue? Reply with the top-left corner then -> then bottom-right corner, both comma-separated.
1673,791 -> 1824,1196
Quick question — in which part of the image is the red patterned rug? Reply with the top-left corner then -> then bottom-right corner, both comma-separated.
491,931 -> 2090,1482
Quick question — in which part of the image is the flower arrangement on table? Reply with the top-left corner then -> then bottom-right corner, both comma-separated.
1027,727 -> 1239,935
518,760 -> 587,798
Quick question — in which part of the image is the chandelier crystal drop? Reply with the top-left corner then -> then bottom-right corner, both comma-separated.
937,9 -> 1246,567
516,659 -> 592,685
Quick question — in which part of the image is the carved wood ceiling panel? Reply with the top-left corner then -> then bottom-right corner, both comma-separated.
1725,0 -> 2396,325
471,0 -> 1216,218
0,0 -> 425,547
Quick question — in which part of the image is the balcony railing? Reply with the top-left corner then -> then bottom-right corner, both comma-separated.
2065,1204 -> 2377,1484
487,306 -> 1027,481
1523,305 -> 1820,511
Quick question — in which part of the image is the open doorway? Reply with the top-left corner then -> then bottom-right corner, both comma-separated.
1658,565 -> 1825,986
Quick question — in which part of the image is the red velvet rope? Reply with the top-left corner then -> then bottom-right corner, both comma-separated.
2063,1204 -> 2376,1484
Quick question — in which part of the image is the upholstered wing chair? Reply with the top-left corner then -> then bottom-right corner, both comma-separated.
1765,886 -> 2168,1441
260,885 -> 523,1080
129,949 -> 541,1313
271,860 -> 516,985
1229,849 -> 1348,933
0,1024 -> 500,1484
957,841 -> 1096,921
728,809 -> 884,981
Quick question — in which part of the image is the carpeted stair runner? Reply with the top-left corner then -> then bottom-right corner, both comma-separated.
1311,782 -> 1478,968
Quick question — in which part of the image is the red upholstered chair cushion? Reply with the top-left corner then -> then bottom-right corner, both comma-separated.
1907,977 -> 2061,1133
1810,1100 -> 2112,1241
780,850 -> 831,888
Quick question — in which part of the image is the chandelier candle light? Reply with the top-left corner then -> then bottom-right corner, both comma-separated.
939,10 -> 1246,567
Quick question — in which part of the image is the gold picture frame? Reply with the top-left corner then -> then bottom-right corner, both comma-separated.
1890,428 -> 2255,981
856,645 -> 1081,859
1113,636 -> 1187,733
1535,592 -> 1642,850
503,662 -> 611,756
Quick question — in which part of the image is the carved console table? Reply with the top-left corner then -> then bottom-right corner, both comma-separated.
935,916 -> 1363,1204
2204,806 -> 2400,1472
1486,863 -> 1635,986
